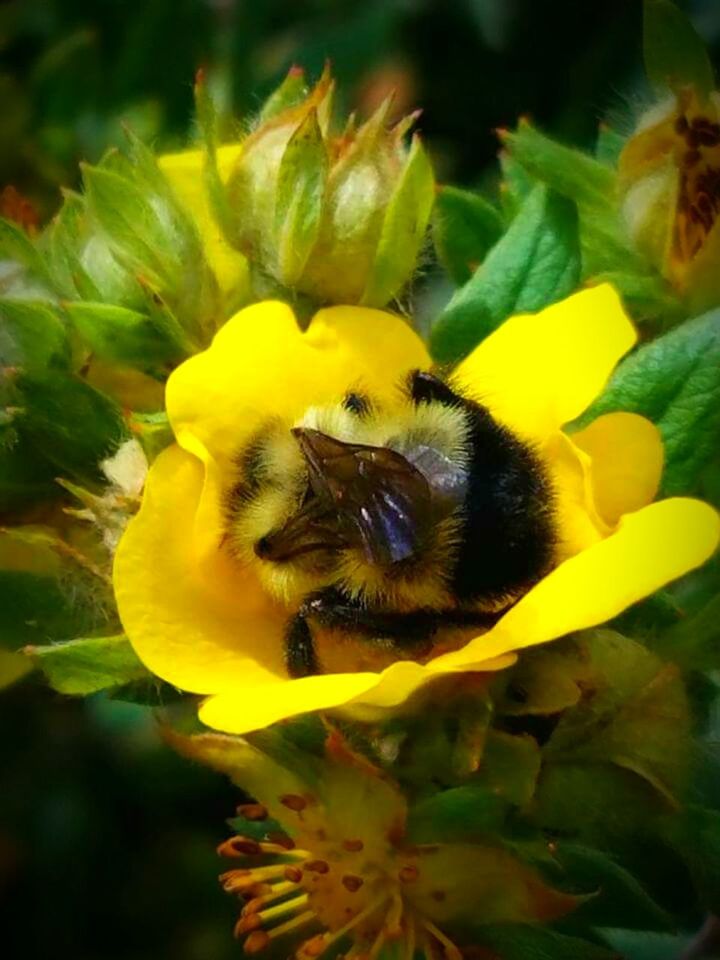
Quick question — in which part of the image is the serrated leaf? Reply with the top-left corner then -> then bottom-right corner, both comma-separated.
433,185 -> 504,285
644,0 -> 715,98
0,299 -> 70,372
274,107 -> 327,286
27,633 -> 149,694
64,301 -> 185,373
430,185 -> 581,362
362,135 -> 435,307
579,309 -> 720,494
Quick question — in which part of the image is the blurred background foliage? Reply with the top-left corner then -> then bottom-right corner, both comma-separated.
2,1 -> 720,958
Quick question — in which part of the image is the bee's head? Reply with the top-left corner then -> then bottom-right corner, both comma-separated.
225,373 -> 472,607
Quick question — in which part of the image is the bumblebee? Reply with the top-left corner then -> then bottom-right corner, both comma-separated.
225,371 -> 556,677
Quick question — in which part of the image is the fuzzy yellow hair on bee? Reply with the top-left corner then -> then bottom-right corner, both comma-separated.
224,369 -> 556,678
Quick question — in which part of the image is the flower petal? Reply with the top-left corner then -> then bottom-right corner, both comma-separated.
159,145 -> 248,295
571,412 -> 664,526
452,284 -> 637,442
113,444 -> 287,694
167,302 -> 431,466
436,497 -> 720,670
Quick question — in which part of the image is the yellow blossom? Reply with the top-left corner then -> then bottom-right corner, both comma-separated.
619,86 -> 720,310
173,730 -> 581,958
113,284 -> 720,734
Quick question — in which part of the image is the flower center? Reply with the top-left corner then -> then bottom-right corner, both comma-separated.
219,797 -> 462,960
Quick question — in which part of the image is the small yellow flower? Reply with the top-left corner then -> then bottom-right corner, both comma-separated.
113,284 -> 719,734
619,86 -> 720,310
175,731 -> 580,958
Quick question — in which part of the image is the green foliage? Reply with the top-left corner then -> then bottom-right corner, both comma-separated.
643,0 -> 715,97
580,309 -> 720,495
477,924 -> 620,960
661,805 -> 720,911
432,185 -> 504,285
27,633 -> 150,694
430,185 -> 581,362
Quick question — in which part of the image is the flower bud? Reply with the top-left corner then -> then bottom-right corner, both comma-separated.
222,66 -> 435,308
618,86 -> 720,310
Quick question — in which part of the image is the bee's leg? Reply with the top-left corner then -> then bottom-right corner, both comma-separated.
284,613 -> 321,678
408,370 -> 460,407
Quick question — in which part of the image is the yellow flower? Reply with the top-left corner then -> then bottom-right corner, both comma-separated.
113,284 -> 720,734
158,144 -> 250,302
173,731 -> 580,958
619,87 -> 720,310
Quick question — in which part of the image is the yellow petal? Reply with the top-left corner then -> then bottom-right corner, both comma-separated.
453,284 -> 637,442
571,412 -> 664,526
436,497 -> 720,670
113,443 -> 287,695
158,144 -> 248,295
167,302 -> 431,466
545,433 -> 607,559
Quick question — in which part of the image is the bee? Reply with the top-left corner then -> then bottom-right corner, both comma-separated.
225,371 -> 556,677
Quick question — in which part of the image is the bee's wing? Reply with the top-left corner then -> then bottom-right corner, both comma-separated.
294,429 -> 433,566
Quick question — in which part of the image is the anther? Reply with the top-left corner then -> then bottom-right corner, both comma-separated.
299,934 -> 327,958
432,890 -> 446,902
305,859 -> 330,874
284,866 -> 303,882
267,831 -> 296,850
280,794 -> 307,812
237,803 -> 268,821
244,930 -> 271,954
219,836 -> 262,857
342,875 -> 364,892
342,839 -> 364,852
398,865 -> 419,883
235,914 -> 264,935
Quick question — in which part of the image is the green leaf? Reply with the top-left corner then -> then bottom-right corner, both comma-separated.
433,185 -> 504,285
475,731 -> 542,806
549,843 -> 671,930
16,372 -> 128,484
643,0 -> 715,98
599,929 -> 691,960
478,924 -> 619,960
406,785 -> 507,843
499,149 -> 536,219
652,593 -> 720,670
64,301 -> 185,373
579,309 -> 720,494
661,805 -> 720,910
27,633 -> 149,694
362,135 -> 435,307
0,527 -> 116,648
430,185 -> 581,362
0,299 -> 70,372
275,107 -> 328,286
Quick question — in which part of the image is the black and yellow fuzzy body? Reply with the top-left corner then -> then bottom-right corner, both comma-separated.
225,371 -> 556,677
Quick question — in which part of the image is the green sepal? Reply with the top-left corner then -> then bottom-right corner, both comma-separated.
0,299 -> 70,372
193,70 -> 239,249
0,217 -> 55,291
643,0 -> 715,98
361,135 -> 435,307
430,184 -> 581,363
406,785 -> 508,843
128,410 -> 173,462
26,633 -> 150,694
595,124 -> 626,168
64,301 -> 186,374
652,593 -> 720,670
274,107 -> 328,286
260,67 -> 309,123
578,308 -> 720,495
433,184 -> 504,285
499,149 -> 535,219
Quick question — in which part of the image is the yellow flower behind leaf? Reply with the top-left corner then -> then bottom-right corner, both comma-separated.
113,284 -> 720,734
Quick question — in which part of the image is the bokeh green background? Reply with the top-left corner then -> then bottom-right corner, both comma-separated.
2,2 -> 720,958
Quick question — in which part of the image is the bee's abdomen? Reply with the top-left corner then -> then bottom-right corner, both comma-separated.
451,398 -> 556,605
